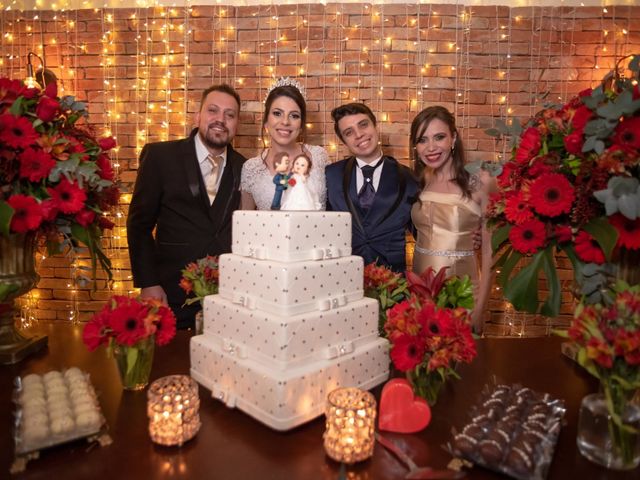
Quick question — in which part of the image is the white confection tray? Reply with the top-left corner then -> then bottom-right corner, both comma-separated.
11,369 -> 111,474
203,295 -> 380,370
190,334 -> 390,431
231,210 -> 352,262
218,254 -> 364,316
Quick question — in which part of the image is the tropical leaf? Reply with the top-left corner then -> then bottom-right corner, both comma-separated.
583,216 -> 618,262
503,250 -> 545,313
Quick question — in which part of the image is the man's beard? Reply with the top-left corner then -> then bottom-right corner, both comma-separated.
199,123 -> 230,150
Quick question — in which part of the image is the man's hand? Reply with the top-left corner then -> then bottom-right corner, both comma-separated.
140,285 -> 168,304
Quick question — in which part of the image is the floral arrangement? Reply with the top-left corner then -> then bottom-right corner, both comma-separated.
82,295 -> 177,350
363,263 -> 409,333
558,281 -> 640,465
179,255 -> 220,306
82,295 -> 177,389
381,266 -> 477,405
483,54 -> 640,316
0,77 -> 119,282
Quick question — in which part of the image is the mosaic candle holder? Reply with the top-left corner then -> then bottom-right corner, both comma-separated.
147,375 -> 201,446
323,387 -> 376,464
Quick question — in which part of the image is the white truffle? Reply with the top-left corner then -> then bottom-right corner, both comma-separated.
70,385 -> 91,398
22,382 -> 45,397
21,403 -> 47,417
43,371 -> 63,383
22,374 -> 43,390
50,416 -> 75,435
71,392 -> 94,407
23,412 -> 49,429
45,382 -> 68,397
76,410 -> 101,430
47,392 -> 69,405
48,404 -> 73,421
74,400 -> 97,416
64,367 -> 84,380
22,396 -> 47,409
22,423 -> 49,444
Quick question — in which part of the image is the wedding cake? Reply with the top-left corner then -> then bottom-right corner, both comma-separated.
190,211 -> 389,430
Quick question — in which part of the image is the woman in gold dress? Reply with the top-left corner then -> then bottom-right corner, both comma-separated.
410,106 -> 494,333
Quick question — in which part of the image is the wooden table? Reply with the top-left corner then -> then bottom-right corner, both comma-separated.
1,323 -> 637,479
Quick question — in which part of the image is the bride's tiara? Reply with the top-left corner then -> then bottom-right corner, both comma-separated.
265,77 -> 307,102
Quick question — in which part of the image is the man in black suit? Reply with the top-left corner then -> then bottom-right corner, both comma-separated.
127,84 -> 246,329
325,103 -> 418,272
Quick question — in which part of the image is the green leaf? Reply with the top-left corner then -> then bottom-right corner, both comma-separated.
9,96 -> 24,115
0,200 -> 13,236
484,128 -> 501,137
491,224 -> 511,253
126,347 -> 139,376
540,248 -> 560,317
504,249 -> 546,313
583,217 -> 618,261
497,248 -> 523,288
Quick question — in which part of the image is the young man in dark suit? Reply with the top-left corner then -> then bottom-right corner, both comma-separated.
127,85 -> 246,329
326,103 -> 419,272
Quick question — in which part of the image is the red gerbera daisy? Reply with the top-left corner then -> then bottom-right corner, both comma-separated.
613,117 -> 640,149
571,105 -> 593,131
574,231 -> 605,264
47,178 -> 87,214
530,173 -> 575,217
609,214 -> 640,250
109,297 -> 149,346
504,191 -> 534,225
81,309 -> 110,352
508,219 -> 547,254
390,334 -> 425,372
7,194 -> 43,233
0,114 -> 39,149
154,304 -> 177,346
18,147 -> 56,182
514,127 -> 541,164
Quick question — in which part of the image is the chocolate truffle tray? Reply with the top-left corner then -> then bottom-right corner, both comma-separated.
448,383 -> 566,480
11,368 -> 112,473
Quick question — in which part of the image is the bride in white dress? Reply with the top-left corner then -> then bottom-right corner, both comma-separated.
240,80 -> 328,211
281,154 -> 321,210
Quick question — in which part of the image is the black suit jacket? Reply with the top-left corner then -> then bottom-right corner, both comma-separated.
127,129 -> 246,310
325,156 -> 418,272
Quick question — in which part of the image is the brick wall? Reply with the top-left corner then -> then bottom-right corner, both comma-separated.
1,3 -> 638,335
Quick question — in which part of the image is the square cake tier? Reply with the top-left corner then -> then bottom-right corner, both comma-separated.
190,334 -> 390,431
203,295 -> 380,370
231,211 -> 352,262
218,254 -> 364,316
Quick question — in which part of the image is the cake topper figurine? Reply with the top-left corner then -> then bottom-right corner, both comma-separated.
265,77 -> 307,102
270,152 -> 292,210
281,153 -> 321,211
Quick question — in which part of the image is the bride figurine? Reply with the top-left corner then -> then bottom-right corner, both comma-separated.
281,153 -> 322,211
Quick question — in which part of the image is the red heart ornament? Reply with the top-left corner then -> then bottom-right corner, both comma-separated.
378,378 -> 431,433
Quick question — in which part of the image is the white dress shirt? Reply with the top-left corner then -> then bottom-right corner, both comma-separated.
355,155 -> 384,193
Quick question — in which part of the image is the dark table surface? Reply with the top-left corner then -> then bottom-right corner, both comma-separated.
1,323 -> 637,479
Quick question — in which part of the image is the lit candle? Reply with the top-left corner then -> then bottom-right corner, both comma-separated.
323,387 -> 376,464
147,375 -> 200,446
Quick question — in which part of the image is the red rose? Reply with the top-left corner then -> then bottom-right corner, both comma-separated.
578,88 -> 593,98
288,177 -> 297,187
98,216 -> 115,230
36,96 -> 59,122
75,209 -> 96,227
571,105 -> 593,131
98,136 -> 117,151
554,225 -> 573,243
43,81 -> 57,99
563,130 -> 584,155
96,154 -> 114,181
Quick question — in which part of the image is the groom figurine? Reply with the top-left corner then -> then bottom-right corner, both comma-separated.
326,103 -> 419,272
270,152 -> 291,210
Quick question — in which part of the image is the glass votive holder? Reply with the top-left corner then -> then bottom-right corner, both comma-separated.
147,375 -> 201,446
323,387 -> 377,464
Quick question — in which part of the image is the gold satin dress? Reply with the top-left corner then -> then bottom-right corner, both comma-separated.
411,191 -> 481,284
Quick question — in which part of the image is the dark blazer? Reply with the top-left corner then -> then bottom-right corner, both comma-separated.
127,128 -> 246,318
325,156 -> 418,272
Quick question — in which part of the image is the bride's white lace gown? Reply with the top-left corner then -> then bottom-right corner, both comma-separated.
240,145 -> 328,211
281,173 -> 321,210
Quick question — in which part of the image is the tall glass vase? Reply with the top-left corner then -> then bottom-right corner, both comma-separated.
113,336 -> 155,391
577,384 -> 640,470
0,233 -> 47,364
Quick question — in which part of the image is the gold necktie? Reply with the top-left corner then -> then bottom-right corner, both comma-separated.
205,154 -> 222,203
